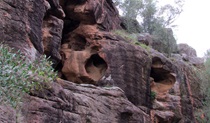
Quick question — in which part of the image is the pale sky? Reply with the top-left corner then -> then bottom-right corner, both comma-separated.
169,0 -> 210,57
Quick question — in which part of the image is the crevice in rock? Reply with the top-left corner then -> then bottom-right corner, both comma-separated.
85,54 -> 108,82
154,115 -> 181,123
119,112 -> 133,123
62,19 -> 80,37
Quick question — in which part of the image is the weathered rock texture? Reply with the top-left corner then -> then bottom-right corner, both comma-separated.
172,43 -> 204,68
42,15 -> 63,66
152,28 -> 178,56
0,106 -> 16,123
137,33 -> 153,46
149,50 -> 203,123
0,0 -> 205,123
0,0 -> 47,60
120,17 -> 142,33
63,0 -> 121,31
21,79 -> 150,123
178,43 -> 197,57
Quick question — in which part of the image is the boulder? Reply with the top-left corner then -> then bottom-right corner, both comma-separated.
120,17 -> 142,33
137,33 -> 153,46
178,43 -> 197,57
152,28 -> 178,56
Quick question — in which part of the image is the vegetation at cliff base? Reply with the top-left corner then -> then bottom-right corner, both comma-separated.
0,44 -> 57,107
198,50 -> 210,122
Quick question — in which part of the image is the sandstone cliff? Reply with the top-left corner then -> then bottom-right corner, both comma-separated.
0,0 -> 204,123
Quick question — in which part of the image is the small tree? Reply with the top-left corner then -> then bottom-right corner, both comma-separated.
118,0 -> 143,19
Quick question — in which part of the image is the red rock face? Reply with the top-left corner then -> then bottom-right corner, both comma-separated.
60,43 -> 107,84
149,50 -> 204,123
149,54 -> 181,122
0,0 -> 204,123
0,106 -> 16,123
62,0 -> 121,31
42,15 -> 63,66
21,79 -> 150,123
0,0 -> 47,60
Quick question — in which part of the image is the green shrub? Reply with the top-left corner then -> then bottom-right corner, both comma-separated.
151,91 -> 156,101
0,44 -> 57,107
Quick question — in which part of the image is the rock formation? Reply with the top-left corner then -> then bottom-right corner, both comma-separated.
178,43 -> 197,57
0,0 -> 205,123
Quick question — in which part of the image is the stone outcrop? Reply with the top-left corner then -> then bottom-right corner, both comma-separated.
42,15 -> 63,66
178,43 -> 197,57
20,79 -> 150,123
172,43 -> 204,68
0,0 -> 48,60
0,0 -> 205,123
152,28 -> 178,56
120,17 -> 142,33
62,0 -> 121,31
149,49 -> 204,123
137,33 -> 153,46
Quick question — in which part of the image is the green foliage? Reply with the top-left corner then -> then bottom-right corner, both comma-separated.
134,41 -> 150,50
141,0 -> 158,34
114,0 -> 181,56
112,30 -> 138,43
119,0 -> 143,19
112,30 -> 150,50
158,0 -> 184,27
196,50 -> 210,122
151,91 -> 156,100
116,0 -> 184,30
0,44 -> 57,107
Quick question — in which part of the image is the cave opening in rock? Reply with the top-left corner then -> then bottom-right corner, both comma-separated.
85,54 -> 108,81
150,57 -> 176,94
150,68 -> 170,83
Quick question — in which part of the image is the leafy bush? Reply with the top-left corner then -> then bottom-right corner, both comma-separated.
151,91 -> 156,101
0,44 -> 57,107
